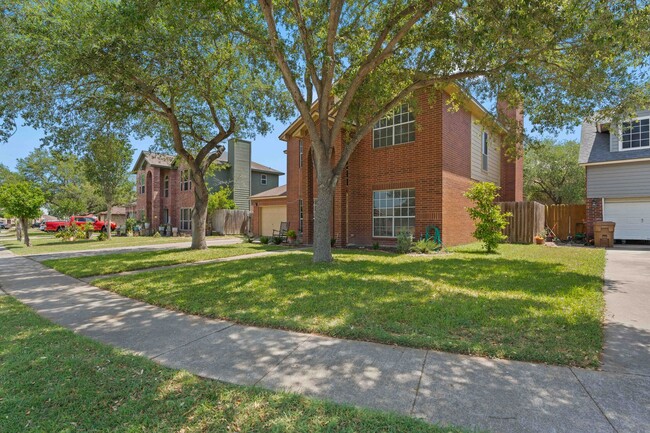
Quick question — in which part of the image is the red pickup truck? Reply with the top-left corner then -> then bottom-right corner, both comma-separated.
45,215 -> 116,232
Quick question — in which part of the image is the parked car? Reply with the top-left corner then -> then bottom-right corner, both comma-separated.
31,221 -> 41,228
0,222 -> 7,230
44,215 -> 116,233
39,222 -> 46,231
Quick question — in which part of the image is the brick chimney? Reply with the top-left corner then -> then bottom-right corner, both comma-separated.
497,98 -> 524,202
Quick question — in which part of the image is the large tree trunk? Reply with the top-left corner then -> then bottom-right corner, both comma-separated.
16,221 -> 21,241
21,218 -> 30,247
312,183 -> 335,263
191,178 -> 209,250
106,206 -> 112,241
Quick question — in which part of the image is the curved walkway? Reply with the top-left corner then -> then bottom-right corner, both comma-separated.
0,247 -> 648,433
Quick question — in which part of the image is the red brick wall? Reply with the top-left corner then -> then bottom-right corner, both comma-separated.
441,102 -> 475,246
585,197 -> 603,237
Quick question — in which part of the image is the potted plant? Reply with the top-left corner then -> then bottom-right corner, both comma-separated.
534,233 -> 545,245
286,229 -> 297,244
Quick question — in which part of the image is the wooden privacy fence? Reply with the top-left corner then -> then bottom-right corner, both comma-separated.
499,201 -> 546,244
210,209 -> 252,235
545,204 -> 587,240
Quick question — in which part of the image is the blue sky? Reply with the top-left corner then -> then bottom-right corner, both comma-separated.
0,115 -> 581,185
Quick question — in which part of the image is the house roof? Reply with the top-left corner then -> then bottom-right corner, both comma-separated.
278,82 -> 504,141
98,204 -> 136,216
250,184 -> 287,199
579,121 -> 650,165
132,151 -> 284,175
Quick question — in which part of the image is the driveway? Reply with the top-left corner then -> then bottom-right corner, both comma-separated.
603,246 -> 650,376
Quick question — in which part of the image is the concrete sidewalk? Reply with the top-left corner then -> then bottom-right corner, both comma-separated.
1,248 -> 648,433
24,236 -> 241,262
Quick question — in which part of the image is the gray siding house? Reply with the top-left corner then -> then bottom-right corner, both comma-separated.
579,110 -> 650,240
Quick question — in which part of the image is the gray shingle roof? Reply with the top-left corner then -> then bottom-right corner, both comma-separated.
132,151 -> 284,175
579,122 -> 650,164
250,184 -> 287,199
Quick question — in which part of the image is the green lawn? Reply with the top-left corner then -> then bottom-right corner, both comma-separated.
0,234 -> 227,255
0,297 -> 468,433
94,244 -> 606,367
43,244 -> 287,278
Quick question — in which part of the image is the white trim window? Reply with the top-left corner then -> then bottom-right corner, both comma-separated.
481,131 -> 489,171
373,104 -> 415,148
261,174 -> 267,185
180,169 -> 192,191
373,188 -> 415,237
180,208 -> 192,231
163,175 -> 169,197
620,117 -> 650,150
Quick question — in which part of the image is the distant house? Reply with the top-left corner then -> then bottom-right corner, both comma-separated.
279,84 -> 523,247
132,139 -> 283,232
97,204 -> 136,227
579,111 -> 650,240
251,185 -> 287,236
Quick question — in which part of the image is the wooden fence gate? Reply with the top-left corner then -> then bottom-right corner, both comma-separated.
545,204 -> 586,240
210,209 -> 252,235
499,201 -> 546,244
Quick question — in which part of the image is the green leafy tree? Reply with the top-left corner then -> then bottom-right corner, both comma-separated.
2,0 -> 291,249
524,140 -> 585,205
16,148 -> 103,218
464,182 -> 511,253
234,0 -> 650,262
83,134 -> 135,241
0,180 -> 46,246
208,187 -> 236,214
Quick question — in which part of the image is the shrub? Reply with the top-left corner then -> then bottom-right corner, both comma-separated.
410,239 -> 439,254
396,230 -> 413,254
286,229 -> 296,239
271,236 -> 283,245
97,231 -> 108,241
152,231 -> 161,238
125,217 -> 137,233
464,182 -> 512,253
372,241 -> 380,250
243,233 -> 254,243
55,224 -> 87,242
331,237 -> 337,247
259,236 -> 270,245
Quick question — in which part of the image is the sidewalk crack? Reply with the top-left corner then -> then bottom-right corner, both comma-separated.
150,323 -> 235,360
410,350 -> 428,415
570,368 -> 619,433
253,336 -> 310,387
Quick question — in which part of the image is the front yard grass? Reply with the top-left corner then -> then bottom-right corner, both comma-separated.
94,244 -> 606,368
43,243 -> 286,278
0,296 -> 467,433
0,234 -> 226,255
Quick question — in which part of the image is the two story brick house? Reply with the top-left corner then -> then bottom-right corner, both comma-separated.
133,138 -> 283,232
281,86 -> 523,247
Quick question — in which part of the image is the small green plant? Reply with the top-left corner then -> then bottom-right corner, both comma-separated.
243,233 -> 254,243
55,224 -> 87,242
272,236 -> 283,245
464,182 -> 512,253
259,236 -> 270,245
331,237 -> 337,247
372,241 -> 380,250
286,229 -> 296,239
97,231 -> 108,241
152,231 -> 161,238
395,230 -> 413,254
410,239 -> 439,254
125,217 -> 137,233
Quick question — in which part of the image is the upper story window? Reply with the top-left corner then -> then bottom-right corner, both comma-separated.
621,117 -> 650,150
163,175 -> 169,197
373,104 -> 415,149
139,173 -> 145,194
261,174 -> 267,185
298,139 -> 303,168
481,131 -> 489,171
180,169 -> 192,191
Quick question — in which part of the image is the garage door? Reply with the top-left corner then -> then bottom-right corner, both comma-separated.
604,199 -> 650,240
260,205 -> 287,236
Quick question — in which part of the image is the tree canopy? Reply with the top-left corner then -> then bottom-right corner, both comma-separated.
0,180 -> 46,246
524,139 -> 585,205
235,0 -> 650,261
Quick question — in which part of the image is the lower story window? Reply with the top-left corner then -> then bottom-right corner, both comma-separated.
180,208 -> 192,231
299,199 -> 304,232
373,188 -> 415,237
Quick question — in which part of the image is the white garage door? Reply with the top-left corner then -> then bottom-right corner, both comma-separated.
260,205 -> 287,236
604,199 -> 650,240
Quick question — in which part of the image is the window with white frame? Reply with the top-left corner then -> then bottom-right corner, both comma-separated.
621,118 -> 650,150
261,174 -> 267,185
482,131 -> 489,171
299,139 -> 303,168
180,170 -> 191,191
373,104 -> 415,148
372,188 -> 415,237
164,175 -> 169,197
180,208 -> 192,230
298,198 -> 303,232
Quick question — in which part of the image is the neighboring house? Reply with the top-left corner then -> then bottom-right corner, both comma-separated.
251,185 -> 287,236
281,84 -> 523,247
579,110 -> 650,241
97,204 -> 136,227
132,138 -> 283,232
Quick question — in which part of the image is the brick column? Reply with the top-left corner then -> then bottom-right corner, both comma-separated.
585,198 -> 603,237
